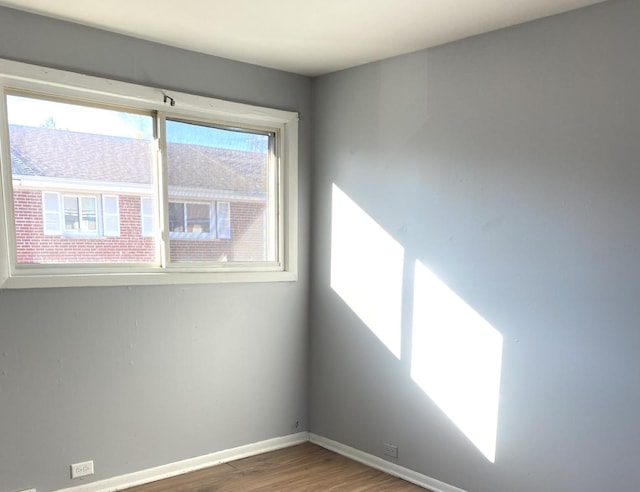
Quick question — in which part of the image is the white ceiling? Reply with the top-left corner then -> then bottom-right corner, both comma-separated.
0,0 -> 606,76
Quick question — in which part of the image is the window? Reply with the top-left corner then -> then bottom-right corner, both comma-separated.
7,95 -> 156,265
0,58 -> 298,288
169,201 -> 211,236
42,192 -> 119,237
164,119 -> 266,262
167,200 -> 231,241
64,195 -> 97,233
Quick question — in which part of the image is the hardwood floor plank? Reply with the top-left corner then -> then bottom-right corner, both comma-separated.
123,443 -> 428,491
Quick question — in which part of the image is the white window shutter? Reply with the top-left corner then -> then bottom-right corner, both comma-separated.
102,195 -> 120,237
217,202 -> 231,239
42,191 -> 62,235
141,197 -> 154,237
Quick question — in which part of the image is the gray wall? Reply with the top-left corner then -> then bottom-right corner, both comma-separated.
310,1 -> 640,491
0,7 -> 311,492
3,1 -> 640,492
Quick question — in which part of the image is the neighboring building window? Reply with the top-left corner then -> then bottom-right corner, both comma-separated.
168,200 -> 231,240
63,195 -> 98,233
0,58 -> 298,288
42,192 -> 119,237
169,201 -> 212,237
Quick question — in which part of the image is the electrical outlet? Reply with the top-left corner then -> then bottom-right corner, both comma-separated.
383,443 -> 398,458
70,460 -> 94,478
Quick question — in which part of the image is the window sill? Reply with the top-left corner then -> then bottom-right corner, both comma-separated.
1,267 -> 297,289
59,233 -> 105,239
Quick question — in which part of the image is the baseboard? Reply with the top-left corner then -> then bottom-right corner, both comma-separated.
309,433 -> 467,492
53,432 -> 309,492
53,432 -> 465,492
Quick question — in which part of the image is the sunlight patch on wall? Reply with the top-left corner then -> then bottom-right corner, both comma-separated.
411,260 -> 503,462
330,184 -> 404,359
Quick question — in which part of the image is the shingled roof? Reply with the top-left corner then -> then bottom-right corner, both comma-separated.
8,125 -> 267,193
166,140 -> 267,193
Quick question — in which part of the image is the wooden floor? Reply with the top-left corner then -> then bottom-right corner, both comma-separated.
124,443 -> 428,491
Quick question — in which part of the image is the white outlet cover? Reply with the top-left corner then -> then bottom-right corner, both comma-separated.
70,460 -> 94,478
383,443 -> 398,458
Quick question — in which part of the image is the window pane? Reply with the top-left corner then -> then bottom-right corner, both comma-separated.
7,94 -> 158,264
186,203 -> 211,233
169,202 -> 185,232
64,196 -> 80,231
166,119 -> 273,263
81,196 -> 97,231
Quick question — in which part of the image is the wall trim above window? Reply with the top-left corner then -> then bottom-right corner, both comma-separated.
0,59 -> 298,288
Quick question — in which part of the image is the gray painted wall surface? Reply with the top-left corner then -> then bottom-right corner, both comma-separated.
0,8 -> 311,492
310,1 -> 640,491
2,1 -> 640,492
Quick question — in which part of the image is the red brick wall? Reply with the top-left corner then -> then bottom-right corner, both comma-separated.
14,190 -> 156,264
170,202 -> 267,262
233,202 -> 269,261
14,190 -> 268,264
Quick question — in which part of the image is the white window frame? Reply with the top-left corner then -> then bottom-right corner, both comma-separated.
0,58 -> 298,289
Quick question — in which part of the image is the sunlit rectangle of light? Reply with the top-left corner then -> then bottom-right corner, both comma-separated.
411,260 -> 503,462
330,184 -> 404,359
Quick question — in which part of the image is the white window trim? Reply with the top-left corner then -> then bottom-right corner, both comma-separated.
0,58 -> 298,289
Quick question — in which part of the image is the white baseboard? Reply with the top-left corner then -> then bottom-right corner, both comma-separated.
309,433 -> 467,492
53,432 -> 465,492
53,432 -> 309,492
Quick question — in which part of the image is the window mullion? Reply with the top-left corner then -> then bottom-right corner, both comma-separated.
156,112 -> 170,269
78,196 -> 85,232
183,204 -> 188,234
